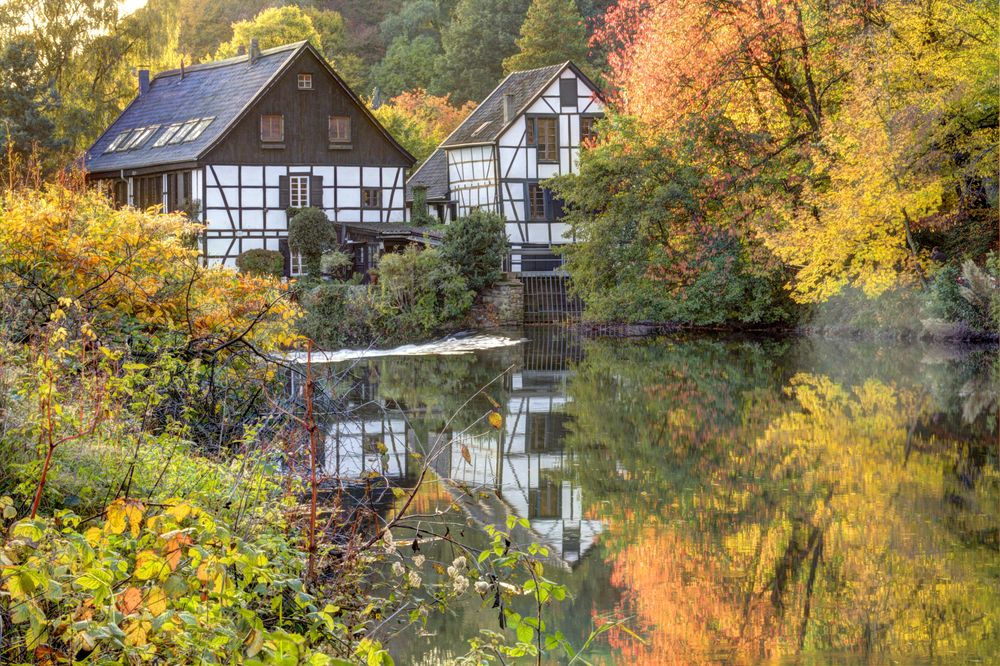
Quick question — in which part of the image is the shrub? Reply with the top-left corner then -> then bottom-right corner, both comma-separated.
236,248 -> 284,278
441,210 -> 508,292
320,249 -> 352,278
924,258 -> 999,334
298,282 -> 373,348
288,207 -> 336,280
373,246 -> 473,339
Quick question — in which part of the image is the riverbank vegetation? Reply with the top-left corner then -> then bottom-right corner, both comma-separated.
287,209 -> 509,349
0,180 -> 600,663
553,0 -> 998,337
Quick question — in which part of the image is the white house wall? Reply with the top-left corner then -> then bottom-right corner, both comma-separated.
447,146 -> 497,217
200,164 -> 406,267
497,70 -> 605,257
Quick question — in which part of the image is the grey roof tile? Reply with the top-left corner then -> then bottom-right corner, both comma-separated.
441,63 -> 566,147
405,148 -> 449,202
84,43 -> 303,174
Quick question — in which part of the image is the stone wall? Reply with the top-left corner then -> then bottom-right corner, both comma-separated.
465,275 -> 524,329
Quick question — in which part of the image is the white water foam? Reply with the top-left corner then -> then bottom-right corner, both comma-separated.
283,334 -> 524,364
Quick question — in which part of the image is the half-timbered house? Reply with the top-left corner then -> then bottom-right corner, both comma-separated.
85,40 -> 415,274
406,62 -> 604,273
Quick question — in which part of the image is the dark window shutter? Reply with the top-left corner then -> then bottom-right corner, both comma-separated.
309,175 -> 323,208
278,175 -> 289,209
542,188 -> 554,221
278,239 -> 291,278
550,195 -> 565,220
559,78 -> 577,108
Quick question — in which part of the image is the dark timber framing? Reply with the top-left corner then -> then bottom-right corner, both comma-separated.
84,41 -> 415,271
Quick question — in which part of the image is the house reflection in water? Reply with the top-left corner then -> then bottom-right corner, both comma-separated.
313,329 -> 602,568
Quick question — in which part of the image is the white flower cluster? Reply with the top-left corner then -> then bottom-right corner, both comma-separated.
446,555 -> 469,595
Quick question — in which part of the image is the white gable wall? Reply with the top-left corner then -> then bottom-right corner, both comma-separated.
496,69 -> 604,270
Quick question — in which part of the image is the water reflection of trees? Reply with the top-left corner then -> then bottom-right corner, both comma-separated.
562,338 -> 999,663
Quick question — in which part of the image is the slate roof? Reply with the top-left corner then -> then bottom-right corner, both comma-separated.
440,63 -> 566,147
85,43 -> 305,174
404,148 -> 449,202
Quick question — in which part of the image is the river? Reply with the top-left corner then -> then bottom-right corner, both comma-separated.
309,328 -> 999,664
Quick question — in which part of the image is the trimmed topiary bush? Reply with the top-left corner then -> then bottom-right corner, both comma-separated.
236,249 -> 284,278
441,209 -> 508,292
288,207 -> 336,280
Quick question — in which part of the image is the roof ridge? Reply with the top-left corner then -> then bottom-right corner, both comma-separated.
153,41 -> 306,80
505,62 -> 568,76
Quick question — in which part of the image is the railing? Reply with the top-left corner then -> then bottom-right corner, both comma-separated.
502,245 -> 582,323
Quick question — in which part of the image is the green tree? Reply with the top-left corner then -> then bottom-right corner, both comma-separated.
0,37 -> 63,160
371,36 -> 441,98
441,210 -> 508,292
551,114 -> 795,325
0,0 -> 180,159
215,6 -> 322,58
434,0 -> 530,103
503,0 -> 589,75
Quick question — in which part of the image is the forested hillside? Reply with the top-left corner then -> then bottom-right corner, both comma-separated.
0,0 -> 608,165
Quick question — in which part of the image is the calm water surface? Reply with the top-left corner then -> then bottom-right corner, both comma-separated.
314,329 -> 999,664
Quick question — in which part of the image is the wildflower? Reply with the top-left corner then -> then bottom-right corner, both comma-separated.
413,554 -> 425,568
453,574 -> 469,595
474,580 -> 491,595
498,581 -> 522,595
408,571 -> 422,588
382,531 -> 396,554
452,555 -> 467,569
391,561 -> 405,577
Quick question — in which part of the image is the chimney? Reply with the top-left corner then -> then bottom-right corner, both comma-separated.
138,68 -> 150,95
249,38 -> 260,64
503,93 -> 516,124
179,57 -> 185,80
237,44 -> 246,57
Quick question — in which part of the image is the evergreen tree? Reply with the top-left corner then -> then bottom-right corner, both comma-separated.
371,36 -> 442,98
503,0 -> 589,74
434,0 -> 530,103
0,37 -> 62,158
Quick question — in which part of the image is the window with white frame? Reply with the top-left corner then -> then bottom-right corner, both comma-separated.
289,251 -> 304,276
297,73 -> 313,89
289,175 -> 310,208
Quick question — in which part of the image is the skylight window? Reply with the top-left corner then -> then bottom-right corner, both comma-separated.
471,121 -> 492,137
183,117 -> 214,142
153,123 -> 182,147
122,125 -> 159,150
104,131 -> 132,153
168,119 -> 200,144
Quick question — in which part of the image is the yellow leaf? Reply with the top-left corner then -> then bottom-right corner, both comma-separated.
134,550 -> 166,581
83,527 -> 102,546
146,587 -> 168,616
165,502 -> 192,523
488,411 -> 503,430
105,500 -> 127,535
460,444 -> 472,465
124,619 -> 151,647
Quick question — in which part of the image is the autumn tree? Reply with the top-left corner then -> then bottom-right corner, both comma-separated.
371,89 -> 476,163
766,0 -> 999,301
503,0 -> 590,75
